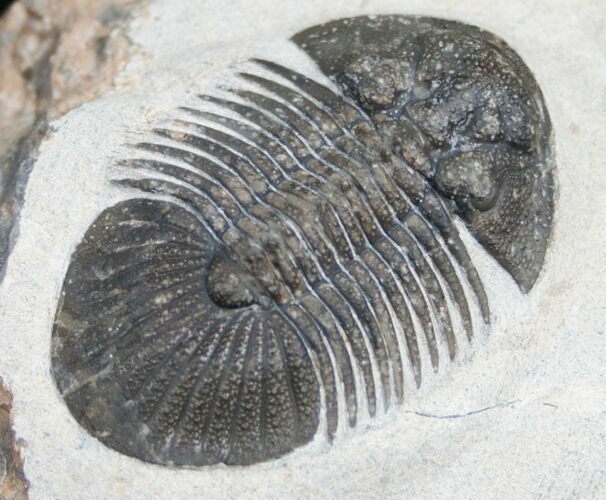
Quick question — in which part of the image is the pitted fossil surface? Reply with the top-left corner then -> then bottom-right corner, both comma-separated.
51,15 -> 555,466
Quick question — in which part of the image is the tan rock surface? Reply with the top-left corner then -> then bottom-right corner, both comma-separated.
0,379 -> 27,500
0,0 -> 142,160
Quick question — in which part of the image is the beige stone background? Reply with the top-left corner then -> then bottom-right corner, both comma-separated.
0,0 -> 605,499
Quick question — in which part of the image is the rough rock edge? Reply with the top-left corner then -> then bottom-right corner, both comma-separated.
0,0 -> 144,282
0,378 -> 28,500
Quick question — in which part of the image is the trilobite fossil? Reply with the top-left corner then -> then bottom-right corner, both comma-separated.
51,15 -> 555,466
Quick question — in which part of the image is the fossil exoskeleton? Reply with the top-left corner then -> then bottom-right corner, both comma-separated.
51,16 -> 555,466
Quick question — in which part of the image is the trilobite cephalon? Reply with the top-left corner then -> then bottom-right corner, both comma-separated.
51,15 -> 555,466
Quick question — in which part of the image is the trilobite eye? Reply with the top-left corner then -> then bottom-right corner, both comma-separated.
51,14 -> 555,467
339,54 -> 414,111
435,150 -> 498,211
469,100 -> 502,143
